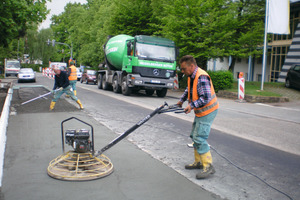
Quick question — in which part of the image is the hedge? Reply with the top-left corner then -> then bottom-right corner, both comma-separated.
21,63 -> 48,72
178,70 -> 233,93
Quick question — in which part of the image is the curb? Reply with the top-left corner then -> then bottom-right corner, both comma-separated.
0,83 -> 13,187
217,90 -> 289,103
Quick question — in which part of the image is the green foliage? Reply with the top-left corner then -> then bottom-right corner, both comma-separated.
178,70 -> 233,93
1,0 -> 266,70
25,28 -> 56,64
178,72 -> 187,89
208,70 -> 234,93
21,63 -> 44,72
0,0 -> 49,47
109,0 -> 154,36
154,0 -> 265,69
226,81 -> 284,97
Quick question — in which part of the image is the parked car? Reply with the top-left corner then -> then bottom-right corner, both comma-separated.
76,68 -> 82,81
81,69 -> 97,84
18,68 -> 36,83
285,64 -> 300,89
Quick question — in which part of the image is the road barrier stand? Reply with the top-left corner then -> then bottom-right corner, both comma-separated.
174,74 -> 179,90
238,72 -> 245,102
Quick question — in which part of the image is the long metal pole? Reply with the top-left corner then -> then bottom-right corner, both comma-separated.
21,92 -> 52,105
261,0 -> 269,91
94,102 -> 167,157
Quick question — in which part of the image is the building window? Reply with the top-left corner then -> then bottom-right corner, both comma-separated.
257,74 -> 262,82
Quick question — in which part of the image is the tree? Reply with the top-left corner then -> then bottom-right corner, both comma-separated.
109,0 -> 154,36
0,0 -> 49,47
153,0 -> 265,70
228,0 -> 265,72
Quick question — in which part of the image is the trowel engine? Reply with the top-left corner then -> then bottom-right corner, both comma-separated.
65,129 -> 91,153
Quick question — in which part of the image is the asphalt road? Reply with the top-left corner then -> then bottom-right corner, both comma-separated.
7,73 -> 300,200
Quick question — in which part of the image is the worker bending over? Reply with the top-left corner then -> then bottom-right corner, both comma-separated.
49,66 -> 83,111
177,55 -> 219,179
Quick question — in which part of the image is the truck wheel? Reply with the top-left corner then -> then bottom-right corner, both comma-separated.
98,74 -> 103,89
102,74 -> 109,90
112,75 -> 121,93
156,88 -> 167,97
121,76 -> 132,96
145,89 -> 155,96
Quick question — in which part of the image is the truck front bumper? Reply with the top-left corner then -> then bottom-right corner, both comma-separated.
127,74 -> 174,89
5,71 -> 19,76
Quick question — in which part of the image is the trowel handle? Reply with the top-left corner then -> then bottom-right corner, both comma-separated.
95,102 -> 168,157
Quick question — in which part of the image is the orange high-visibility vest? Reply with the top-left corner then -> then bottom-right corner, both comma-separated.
68,65 -> 77,81
188,68 -> 219,117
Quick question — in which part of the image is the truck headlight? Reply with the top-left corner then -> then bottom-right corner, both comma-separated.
134,80 -> 143,85
167,83 -> 173,87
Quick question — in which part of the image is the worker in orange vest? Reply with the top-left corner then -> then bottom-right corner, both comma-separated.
177,55 -> 219,179
68,60 -> 78,96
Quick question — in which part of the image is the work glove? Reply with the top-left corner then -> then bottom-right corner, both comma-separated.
59,87 -> 64,91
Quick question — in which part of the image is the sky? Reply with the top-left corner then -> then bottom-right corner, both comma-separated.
39,0 -> 87,30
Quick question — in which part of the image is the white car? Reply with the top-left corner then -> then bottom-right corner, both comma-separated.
76,68 -> 82,81
18,68 -> 36,83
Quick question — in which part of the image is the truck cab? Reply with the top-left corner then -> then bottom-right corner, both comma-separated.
125,35 -> 177,96
5,60 -> 21,77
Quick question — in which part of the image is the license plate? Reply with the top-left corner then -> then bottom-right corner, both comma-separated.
150,80 -> 160,83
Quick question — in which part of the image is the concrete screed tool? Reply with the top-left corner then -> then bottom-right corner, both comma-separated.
20,88 -> 61,105
47,102 -> 184,181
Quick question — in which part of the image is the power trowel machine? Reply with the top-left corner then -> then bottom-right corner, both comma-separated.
47,102 -> 184,181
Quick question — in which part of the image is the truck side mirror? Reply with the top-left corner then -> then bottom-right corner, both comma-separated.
176,47 -> 180,59
127,42 -> 132,56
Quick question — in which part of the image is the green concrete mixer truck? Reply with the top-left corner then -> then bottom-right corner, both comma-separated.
97,35 -> 178,97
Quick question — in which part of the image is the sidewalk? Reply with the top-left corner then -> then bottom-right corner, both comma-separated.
0,86 -> 221,200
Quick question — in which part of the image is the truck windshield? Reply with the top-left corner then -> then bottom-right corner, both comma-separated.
135,43 -> 175,62
87,70 -> 96,75
7,62 -> 21,68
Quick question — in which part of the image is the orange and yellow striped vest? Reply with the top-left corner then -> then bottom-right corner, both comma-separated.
188,68 -> 219,117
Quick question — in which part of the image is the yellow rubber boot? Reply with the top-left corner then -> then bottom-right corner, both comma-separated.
76,99 -> 83,109
196,151 -> 215,179
49,101 -> 56,111
185,148 -> 203,169
74,90 -> 77,96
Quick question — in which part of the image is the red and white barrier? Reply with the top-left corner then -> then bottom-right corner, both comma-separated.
238,73 -> 245,100
174,74 -> 179,90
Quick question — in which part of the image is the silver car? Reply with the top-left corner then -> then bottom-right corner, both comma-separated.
18,68 -> 36,83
